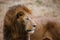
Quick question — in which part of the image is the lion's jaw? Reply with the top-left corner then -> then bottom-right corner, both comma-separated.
27,27 -> 36,34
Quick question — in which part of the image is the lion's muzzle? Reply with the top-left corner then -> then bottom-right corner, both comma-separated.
26,26 -> 36,34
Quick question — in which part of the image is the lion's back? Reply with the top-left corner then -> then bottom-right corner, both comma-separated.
31,17 -> 60,40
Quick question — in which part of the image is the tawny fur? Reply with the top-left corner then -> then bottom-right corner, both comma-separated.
3,5 -> 32,40
30,17 -> 60,40
4,5 -> 60,40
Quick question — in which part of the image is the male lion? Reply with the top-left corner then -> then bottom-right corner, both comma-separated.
30,17 -> 60,40
3,5 -> 36,40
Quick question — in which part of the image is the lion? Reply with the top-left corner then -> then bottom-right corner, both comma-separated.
30,17 -> 60,40
3,5 -> 36,40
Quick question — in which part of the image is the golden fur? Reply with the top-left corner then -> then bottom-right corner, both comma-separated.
3,5 -> 36,40
4,5 -> 60,40
30,17 -> 60,40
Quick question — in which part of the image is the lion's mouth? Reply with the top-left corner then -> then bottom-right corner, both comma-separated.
26,27 -> 36,34
26,30 -> 34,34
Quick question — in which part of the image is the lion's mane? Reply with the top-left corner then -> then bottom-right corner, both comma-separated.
3,5 -> 31,40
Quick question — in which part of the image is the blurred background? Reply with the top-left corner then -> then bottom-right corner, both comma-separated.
0,0 -> 60,40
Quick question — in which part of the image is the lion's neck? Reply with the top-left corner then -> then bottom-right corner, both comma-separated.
28,34 -> 30,40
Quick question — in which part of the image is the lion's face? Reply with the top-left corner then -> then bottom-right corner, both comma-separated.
16,10 -> 36,34
24,14 -> 36,34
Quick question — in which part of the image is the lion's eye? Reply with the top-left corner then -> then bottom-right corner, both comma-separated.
26,18 -> 29,20
16,11 -> 24,18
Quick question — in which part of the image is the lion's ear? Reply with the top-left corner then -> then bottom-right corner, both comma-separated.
16,11 -> 24,18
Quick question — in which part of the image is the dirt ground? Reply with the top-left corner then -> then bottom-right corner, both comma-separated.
0,0 -> 60,40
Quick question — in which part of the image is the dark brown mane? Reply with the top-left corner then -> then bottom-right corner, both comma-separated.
3,5 -> 30,40
9,5 -> 32,14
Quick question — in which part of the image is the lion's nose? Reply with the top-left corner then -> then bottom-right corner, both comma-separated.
32,25 -> 36,27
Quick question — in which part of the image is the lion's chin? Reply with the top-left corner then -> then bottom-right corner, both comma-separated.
28,27 -> 36,34
28,30 -> 35,34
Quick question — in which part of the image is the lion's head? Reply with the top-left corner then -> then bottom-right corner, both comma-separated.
13,5 -> 36,33
4,5 -> 36,40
